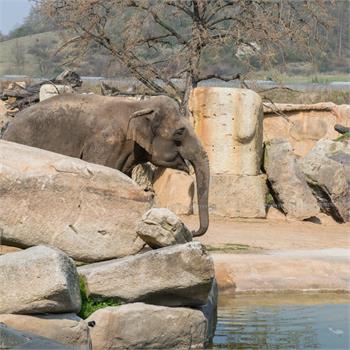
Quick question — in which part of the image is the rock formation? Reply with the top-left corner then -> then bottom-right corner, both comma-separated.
0,246 -> 81,314
137,208 -> 193,248
264,139 -> 320,220
78,241 -> 214,306
299,138 -> 350,222
0,140 -> 150,262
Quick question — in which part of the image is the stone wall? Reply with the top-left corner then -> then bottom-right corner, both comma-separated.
264,102 -> 350,157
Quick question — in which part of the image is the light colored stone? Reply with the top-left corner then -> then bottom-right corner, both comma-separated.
0,100 -> 11,134
189,87 -> 263,176
266,207 -> 287,221
86,303 -> 208,350
78,241 -> 214,306
200,174 -> 267,218
0,323 -> 73,349
0,245 -> 21,255
263,102 -> 350,157
137,208 -> 192,248
264,139 -> 320,220
0,245 -> 81,314
0,140 -> 150,262
0,313 -> 90,349
153,167 -> 194,215
299,139 -> 350,222
212,251 -> 350,293
39,84 -> 74,101
131,162 -> 155,192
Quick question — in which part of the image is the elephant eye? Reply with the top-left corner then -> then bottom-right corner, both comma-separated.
174,140 -> 181,147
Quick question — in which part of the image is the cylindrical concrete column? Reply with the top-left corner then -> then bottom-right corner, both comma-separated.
189,87 -> 267,218
189,87 -> 263,176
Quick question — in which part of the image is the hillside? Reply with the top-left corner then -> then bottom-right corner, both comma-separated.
0,31 -> 60,77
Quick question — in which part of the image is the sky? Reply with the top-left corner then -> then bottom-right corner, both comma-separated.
0,0 -> 32,35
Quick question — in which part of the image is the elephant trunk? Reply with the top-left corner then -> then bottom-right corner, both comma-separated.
180,136 -> 210,237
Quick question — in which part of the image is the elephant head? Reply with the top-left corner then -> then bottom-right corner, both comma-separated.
127,96 -> 209,237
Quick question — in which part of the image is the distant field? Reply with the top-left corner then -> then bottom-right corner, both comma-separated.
0,31 -> 59,76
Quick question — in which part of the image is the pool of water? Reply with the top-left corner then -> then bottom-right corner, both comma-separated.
210,293 -> 350,350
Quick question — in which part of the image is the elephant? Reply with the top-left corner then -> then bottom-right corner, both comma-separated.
2,94 -> 209,237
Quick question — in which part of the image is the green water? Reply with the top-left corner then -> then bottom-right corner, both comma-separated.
210,293 -> 350,350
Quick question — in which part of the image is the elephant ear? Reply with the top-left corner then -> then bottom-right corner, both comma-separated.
127,108 -> 162,154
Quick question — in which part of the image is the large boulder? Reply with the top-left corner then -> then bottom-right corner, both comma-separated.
299,139 -> 350,222
0,246 -> 81,314
86,303 -> 208,350
0,323 -> 73,350
0,313 -> 90,349
0,140 -> 151,262
264,139 -> 320,220
78,242 -> 214,306
189,87 -> 263,176
199,174 -> 267,218
137,208 -> 192,248
153,168 -> 194,215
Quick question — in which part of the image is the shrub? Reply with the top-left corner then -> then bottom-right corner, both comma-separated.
78,276 -> 121,319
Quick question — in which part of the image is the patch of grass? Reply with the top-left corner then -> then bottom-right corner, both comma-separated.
206,243 -> 255,253
334,132 -> 350,142
78,276 -> 121,319
266,193 -> 275,206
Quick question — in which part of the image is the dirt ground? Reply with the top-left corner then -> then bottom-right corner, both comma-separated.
181,215 -> 350,293
182,215 -> 350,250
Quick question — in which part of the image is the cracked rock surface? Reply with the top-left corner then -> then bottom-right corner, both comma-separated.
0,140 -> 151,262
137,208 -> 192,248
0,245 -> 81,314
78,241 -> 214,307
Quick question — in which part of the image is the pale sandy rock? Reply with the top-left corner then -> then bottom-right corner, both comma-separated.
86,303 -> 208,350
0,245 -> 21,255
0,140 -> 150,262
0,245 -> 81,314
0,314 -> 90,349
0,324 -> 73,350
264,102 -> 350,157
131,162 -> 155,192
0,100 -> 11,133
189,87 -> 263,176
334,104 -> 350,120
264,139 -> 320,220
137,208 -> 192,248
39,84 -> 74,101
212,252 -> 350,293
299,139 -> 350,222
266,207 -> 287,221
153,167 -> 194,215
315,213 -> 338,225
78,242 -> 214,306
199,174 -> 267,218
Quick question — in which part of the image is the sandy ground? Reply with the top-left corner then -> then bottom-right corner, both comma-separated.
182,215 -> 350,250
182,215 -> 350,293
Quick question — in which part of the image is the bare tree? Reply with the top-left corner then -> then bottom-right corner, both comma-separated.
38,0 -> 332,108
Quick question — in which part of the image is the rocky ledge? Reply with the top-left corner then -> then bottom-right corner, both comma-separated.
0,141 -> 217,350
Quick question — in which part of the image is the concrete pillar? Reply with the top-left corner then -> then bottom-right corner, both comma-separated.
189,87 -> 267,218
